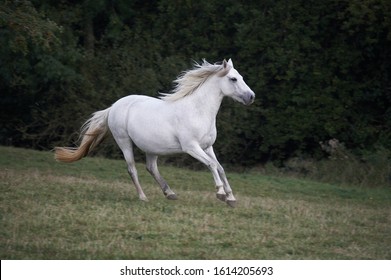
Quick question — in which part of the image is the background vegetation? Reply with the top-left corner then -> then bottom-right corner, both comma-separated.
1,0 -> 390,186
1,147 -> 390,259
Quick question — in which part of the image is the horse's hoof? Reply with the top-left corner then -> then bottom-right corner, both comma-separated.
216,193 -> 226,202
166,194 -> 178,200
226,200 -> 236,208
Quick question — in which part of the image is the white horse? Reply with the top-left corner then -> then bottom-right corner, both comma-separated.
55,59 -> 255,207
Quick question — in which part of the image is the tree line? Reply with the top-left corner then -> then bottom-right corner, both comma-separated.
1,0 -> 390,166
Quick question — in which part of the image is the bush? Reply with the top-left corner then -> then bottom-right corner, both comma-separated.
283,140 -> 390,188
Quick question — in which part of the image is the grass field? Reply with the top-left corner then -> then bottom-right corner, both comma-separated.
1,146 -> 390,259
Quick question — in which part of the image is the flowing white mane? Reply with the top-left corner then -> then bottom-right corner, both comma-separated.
160,60 -> 230,101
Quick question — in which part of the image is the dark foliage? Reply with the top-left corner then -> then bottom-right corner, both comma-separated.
1,0 -> 390,166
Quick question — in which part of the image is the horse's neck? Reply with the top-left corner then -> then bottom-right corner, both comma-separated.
179,77 -> 224,120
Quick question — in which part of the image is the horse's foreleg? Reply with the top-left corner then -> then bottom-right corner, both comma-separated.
146,154 -> 177,200
204,146 -> 235,206
185,145 -> 236,207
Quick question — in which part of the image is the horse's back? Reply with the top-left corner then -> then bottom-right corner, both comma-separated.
112,94 -> 160,109
109,94 -> 161,122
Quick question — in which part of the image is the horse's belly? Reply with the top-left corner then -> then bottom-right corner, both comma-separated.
131,132 -> 182,155
127,109 -> 182,155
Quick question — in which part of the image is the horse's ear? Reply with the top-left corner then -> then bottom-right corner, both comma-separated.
223,59 -> 228,68
227,58 -> 233,67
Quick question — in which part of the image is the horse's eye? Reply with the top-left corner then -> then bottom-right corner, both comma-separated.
230,77 -> 237,82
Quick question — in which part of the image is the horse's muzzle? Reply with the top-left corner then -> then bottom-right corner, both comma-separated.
244,91 -> 255,105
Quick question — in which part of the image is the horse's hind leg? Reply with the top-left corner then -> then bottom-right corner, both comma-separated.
146,154 -> 177,200
115,136 -> 148,201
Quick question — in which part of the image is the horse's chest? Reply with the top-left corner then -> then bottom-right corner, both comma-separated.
176,114 -> 217,149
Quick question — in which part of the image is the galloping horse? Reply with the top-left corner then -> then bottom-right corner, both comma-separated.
55,59 -> 255,207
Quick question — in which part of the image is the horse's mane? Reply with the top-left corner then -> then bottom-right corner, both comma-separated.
159,60 -> 230,101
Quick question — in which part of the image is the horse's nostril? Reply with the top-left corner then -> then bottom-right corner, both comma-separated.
247,92 -> 255,105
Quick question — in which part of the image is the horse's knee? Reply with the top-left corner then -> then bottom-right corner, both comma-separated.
206,161 -> 218,171
216,164 -> 225,174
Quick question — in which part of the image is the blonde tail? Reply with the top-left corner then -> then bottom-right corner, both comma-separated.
54,108 -> 111,163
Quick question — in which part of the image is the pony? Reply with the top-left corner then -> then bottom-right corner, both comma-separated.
55,59 -> 255,207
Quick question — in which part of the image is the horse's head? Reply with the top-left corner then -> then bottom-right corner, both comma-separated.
219,59 -> 255,105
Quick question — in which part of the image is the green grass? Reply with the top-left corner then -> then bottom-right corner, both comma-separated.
1,146 -> 390,259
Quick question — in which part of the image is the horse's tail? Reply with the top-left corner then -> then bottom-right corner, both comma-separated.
54,107 -> 111,163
